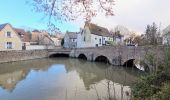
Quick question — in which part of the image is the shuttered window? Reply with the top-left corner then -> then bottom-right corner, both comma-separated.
6,42 -> 12,49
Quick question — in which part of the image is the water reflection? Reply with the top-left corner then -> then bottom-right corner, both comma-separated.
0,58 -> 142,100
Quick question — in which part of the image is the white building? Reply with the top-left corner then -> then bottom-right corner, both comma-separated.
77,22 -> 113,48
110,31 -> 124,45
38,35 -> 55,46
51,36 -> 63,46
64,32 -> 77,48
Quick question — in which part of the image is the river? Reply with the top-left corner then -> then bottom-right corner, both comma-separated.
0,58 -> 143,100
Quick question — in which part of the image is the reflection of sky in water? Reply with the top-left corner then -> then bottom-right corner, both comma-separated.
0,58 -> 140,100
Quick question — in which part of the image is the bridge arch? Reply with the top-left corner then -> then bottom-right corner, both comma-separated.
94,55 -> 110,64
49,53 -> 69,58
78,54 -> 87,60
123,59 -> 135,67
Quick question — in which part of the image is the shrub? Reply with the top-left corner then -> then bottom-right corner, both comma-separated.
132,71 -> 170,99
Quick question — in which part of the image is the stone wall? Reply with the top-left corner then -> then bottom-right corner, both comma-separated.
68,46 -> 164,66
0,50 -> 48,63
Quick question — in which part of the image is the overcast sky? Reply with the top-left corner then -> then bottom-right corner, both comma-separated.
0,0 -> 169,34
91,0 -> 170,34
73,0 -> 170,34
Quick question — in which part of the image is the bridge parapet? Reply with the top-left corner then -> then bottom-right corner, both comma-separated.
48,46 -> 164,69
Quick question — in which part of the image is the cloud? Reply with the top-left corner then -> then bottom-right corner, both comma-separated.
72,0 -> 170,34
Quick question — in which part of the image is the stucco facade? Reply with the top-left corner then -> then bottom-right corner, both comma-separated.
77,23 -> 113,48
0,24 -> 22,51
31,31 -> 40,42
51,37 -> 62,46
64,32 -> 77,48
31,30 -> 49,42
102,36 -> 113,45
77,26 -> 103,48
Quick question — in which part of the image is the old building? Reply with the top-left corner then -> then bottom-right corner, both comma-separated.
38,35 -> 55,46
77,22 -> 113,48
64,32 -> 77,48
31,30 -> 48,43
50,33 -> 64,46
15,28 -> 32,49
0,23 -> 22,51
31,30 -> 54,45
110,31 -> 124,45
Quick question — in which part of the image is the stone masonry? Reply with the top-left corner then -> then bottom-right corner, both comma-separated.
49,46 -> 164,67
0,50 -> 48,63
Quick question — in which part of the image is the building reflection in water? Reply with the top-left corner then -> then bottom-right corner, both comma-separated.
0,58 -> 143,100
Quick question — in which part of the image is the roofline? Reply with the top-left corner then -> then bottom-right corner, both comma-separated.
0,23 -> 10,31
45,35 -> 55,43
0,23 -> 22,42
91,33 -> 113,37
85,22 -> 112,37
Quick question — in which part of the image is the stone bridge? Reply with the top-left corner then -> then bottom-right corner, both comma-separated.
48,46 -> 164,70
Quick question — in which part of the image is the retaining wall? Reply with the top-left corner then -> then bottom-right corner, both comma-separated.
0,50 -> 48,63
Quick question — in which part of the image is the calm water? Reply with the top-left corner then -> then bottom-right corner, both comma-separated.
0,58 -> 142,100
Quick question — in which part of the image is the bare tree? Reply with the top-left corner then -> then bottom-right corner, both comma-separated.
144,22 -> 162,45
29,0 -> 115,22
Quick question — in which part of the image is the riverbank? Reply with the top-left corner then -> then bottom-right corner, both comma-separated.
0,50 -> 48,64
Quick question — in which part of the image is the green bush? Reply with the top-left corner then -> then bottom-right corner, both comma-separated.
132,71 -> 170,99
132,46 -> 170,99
154,82 -> 170,100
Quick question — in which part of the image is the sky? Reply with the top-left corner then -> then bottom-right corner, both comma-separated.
0,0 -> 170,34
90,0 -> 170,34
0,0 -> 80,32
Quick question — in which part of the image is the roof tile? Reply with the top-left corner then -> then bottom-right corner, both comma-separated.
86,22 -> 112,37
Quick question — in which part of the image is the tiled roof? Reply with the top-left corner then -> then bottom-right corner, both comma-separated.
15,28 -> 26,35
0,23 -> 8,31
15,28 -> 31,42
0,23 -> 23,42
86,22 -> 112,37
32,30 -> 40,32
66,32 -> 77,39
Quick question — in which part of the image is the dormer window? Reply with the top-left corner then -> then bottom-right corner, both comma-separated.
7,32 -> 11,38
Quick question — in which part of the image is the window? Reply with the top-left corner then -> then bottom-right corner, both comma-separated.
7,42 -> 12,49
7,32 -> 11,38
